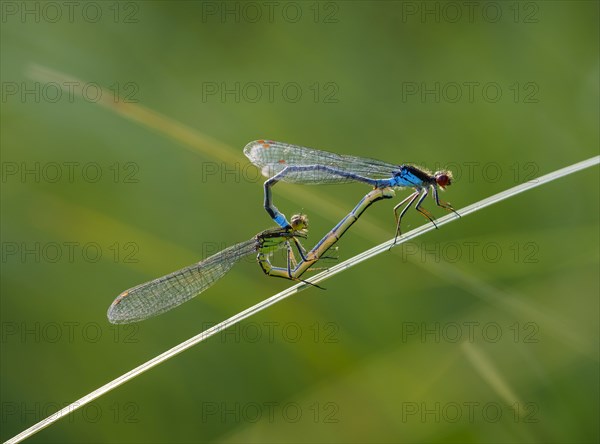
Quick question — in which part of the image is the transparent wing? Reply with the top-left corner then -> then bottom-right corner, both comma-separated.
107,239 -> 258,324
244,140 -> 400,184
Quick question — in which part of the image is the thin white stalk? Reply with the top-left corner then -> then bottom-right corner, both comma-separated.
5,155 -> 599,444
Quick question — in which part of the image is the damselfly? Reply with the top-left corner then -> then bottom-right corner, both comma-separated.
108,187 -> 394,323
244,140 -> 458,240
107,216 -> 309,324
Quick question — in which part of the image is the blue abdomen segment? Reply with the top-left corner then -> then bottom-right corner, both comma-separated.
273,213 -> 290,228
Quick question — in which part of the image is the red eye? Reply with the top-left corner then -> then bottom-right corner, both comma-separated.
436,173 -> 451,188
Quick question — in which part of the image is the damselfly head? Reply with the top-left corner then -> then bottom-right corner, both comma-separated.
434,170 -> 453,189
290,213 -> 309,231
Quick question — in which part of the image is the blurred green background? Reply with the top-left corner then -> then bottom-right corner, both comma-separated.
1,1 -> 598,443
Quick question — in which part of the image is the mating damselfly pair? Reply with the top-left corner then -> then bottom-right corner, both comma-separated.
107,140 -> 457,323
